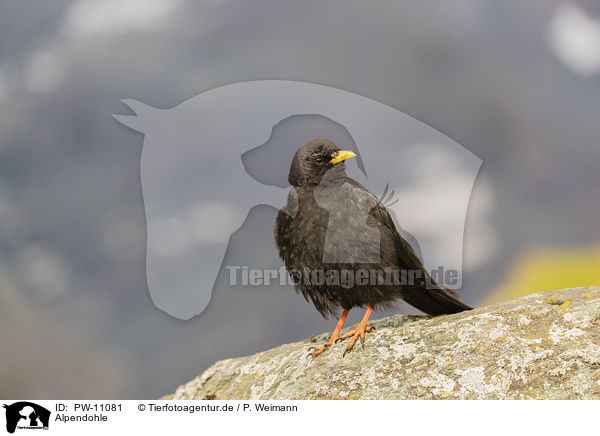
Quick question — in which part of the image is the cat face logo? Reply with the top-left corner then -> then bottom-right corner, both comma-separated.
113,80 -> 482,320
3,402 -> 50,433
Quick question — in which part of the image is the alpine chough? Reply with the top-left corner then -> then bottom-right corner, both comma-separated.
275,139 -> 472,357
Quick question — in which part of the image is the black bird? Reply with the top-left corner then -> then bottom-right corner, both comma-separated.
275,139 -> 472,356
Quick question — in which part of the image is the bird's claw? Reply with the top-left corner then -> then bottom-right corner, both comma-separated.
308,343 -> 331,358
339,323 -> 375,356
308,343 -> 329,352
342,346 -> 354,357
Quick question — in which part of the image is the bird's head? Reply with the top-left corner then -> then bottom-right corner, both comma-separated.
288,139 -> 357,187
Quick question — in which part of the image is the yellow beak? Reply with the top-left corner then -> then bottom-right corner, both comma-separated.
330,150 -> 357,165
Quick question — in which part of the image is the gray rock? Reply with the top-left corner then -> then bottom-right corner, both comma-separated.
169,287 -> 600,399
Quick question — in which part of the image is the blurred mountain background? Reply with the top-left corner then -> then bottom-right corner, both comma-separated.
1,0 -> 599,398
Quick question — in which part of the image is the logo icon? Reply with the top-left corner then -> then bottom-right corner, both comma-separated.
3,402 -> 50,434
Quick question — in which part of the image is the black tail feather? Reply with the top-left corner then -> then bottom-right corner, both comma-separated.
402,286 -> 472,316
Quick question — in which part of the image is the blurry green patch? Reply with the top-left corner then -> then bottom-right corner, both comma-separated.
484,244 -> 600,304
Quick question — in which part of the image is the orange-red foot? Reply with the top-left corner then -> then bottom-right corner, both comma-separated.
307,309 -> 350,358
337,325 -> 375,356
308,344 -> 330,357
336,306 -> 375,356
336,325 -> 374,341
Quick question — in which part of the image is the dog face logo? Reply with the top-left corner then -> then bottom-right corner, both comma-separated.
3,402 -> 50,433
113,80 -> 482,320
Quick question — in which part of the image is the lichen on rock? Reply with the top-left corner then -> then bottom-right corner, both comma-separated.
169,287 -> 600,400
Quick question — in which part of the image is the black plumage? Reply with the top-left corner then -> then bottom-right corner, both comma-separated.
275,139 -> 472,356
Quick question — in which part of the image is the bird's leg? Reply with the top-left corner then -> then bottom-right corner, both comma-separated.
309,309 -> 349,357
338,306 -> 374,356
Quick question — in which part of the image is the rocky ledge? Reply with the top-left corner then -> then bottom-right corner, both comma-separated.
168,287 -> 600,399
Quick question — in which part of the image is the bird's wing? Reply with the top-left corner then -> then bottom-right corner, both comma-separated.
343,178 -> 425,270
346,178 -> 471,314
274,188 -> 298,260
